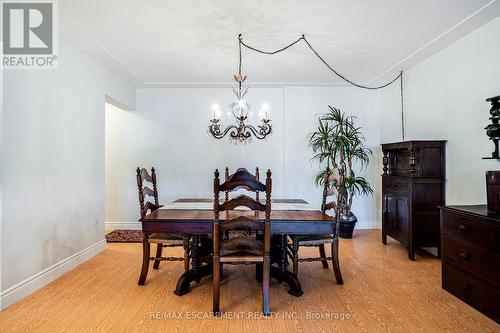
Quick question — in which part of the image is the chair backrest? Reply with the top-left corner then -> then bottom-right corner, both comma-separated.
136,167 -> 160,219
321,167 -> 346,236
214,168 -> 272,257
224,167 -> 260,202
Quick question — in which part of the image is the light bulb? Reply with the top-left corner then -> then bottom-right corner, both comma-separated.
238,99 -> 245,108
258,110 -> 266,120
211,103 -> 220,112
214,109 -> 221,120
261,103 -> 269,111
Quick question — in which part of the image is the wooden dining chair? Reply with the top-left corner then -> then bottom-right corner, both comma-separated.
136,167 -> 190,285
213,168 -> 272,315
287,167 -> 345,284
223,167 -> 260,240
224,167 -> 260,202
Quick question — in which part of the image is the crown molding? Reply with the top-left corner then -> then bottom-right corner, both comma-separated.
136,81 -> 359,88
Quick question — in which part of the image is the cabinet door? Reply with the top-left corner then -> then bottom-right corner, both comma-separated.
385,194 -> 409,241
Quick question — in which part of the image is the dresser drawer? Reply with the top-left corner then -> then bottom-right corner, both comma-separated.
443,234 -> 500,285
443,263 -> 499,322
442,211 -> 495,248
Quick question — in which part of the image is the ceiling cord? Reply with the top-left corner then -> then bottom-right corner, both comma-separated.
400,72 -> 405,141
238,34 -> 406,140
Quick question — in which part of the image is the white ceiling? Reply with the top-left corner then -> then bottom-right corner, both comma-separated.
59,0 -> 500,87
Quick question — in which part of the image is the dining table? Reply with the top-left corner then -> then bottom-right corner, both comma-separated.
140,198 -> 334,297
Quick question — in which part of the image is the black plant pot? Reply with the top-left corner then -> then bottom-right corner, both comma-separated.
339,211 -> 358,239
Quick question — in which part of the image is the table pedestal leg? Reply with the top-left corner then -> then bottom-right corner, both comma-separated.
174,235 -> 212,296
269,235 -> 303,297
270,267 -> 304,297
174,234 -> 303,297
174,264 -> 213,296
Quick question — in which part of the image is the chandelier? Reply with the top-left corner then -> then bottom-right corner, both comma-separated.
208,35 -> 272,143
208,33 -> 404,142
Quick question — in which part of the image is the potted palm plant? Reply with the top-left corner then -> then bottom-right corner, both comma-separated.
309,106 -> 374,238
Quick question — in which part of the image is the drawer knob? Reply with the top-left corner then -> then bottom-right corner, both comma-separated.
459,252 -> 470,260
457,224 -> 469,232
462,282 -> 472,290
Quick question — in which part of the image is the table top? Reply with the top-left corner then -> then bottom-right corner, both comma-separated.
141,198 -> 334,235
141,198 -> 333,223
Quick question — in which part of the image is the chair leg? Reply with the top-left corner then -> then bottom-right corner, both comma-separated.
183,235 -> 190,272
255,263 -> 263,282
153,243 -> 163,269
138,236 -> 150,285
292,237 -> 299,277
255,232 -> 263,282
262,255 -> 270,316
331,238 -> 344,284
213,255 -> 220,315
319,244 -> 329,269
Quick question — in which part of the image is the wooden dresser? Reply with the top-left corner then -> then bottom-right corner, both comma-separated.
381,140 -> 446,260
440,205 -> 499,322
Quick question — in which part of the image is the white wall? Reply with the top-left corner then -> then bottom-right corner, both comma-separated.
105,87 -> 381,229
1,35 -> 135,309
380,16 -> 500,205
105,102 -> 159,227
0,58 -> 4,309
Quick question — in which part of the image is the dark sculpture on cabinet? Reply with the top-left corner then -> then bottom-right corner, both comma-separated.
484,95 -> 500,159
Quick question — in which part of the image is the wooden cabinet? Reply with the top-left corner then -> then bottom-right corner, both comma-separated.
440,205 -> 500,323
381,141 -> 446,260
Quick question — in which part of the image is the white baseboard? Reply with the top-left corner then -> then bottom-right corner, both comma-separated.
105,222 -> 141,230
0,239 -> 107,311
421,247 -> 439,256
355,220 -> 381,229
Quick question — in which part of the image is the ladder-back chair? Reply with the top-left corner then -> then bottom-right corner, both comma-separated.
213,168 -> 272,315
136,167 -> 190,285
223,167 -> 260,239
224,167 -> 260,202
287,167 -> 345,284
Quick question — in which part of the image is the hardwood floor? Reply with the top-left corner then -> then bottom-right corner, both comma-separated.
0,230 -> 497,332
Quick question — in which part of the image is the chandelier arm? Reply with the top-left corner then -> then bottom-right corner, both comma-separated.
259,122 -> 272,137
221,125 -> 240,139
209,121 -> 272,141
209,124 -> 239,139
245,124 -> 271,140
